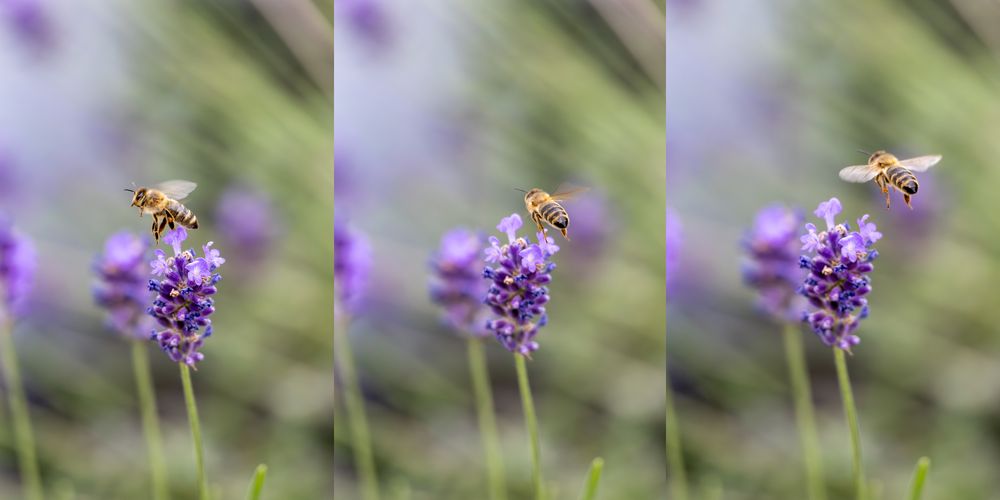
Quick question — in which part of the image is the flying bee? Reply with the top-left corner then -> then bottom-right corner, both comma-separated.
838,150 -> 942,209
125,180 -> 200,243
519,185 -> 589,240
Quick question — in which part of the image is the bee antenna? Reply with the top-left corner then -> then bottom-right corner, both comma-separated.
857,149 -> 872,156
124,188 -> 135,193
514,188 -> 528,193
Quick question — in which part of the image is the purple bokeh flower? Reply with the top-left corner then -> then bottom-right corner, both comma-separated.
482,214 -> 559,356
0,0 -> 54,55
561,195 -> 609,264
0,214 -> 34,320
147,227 -> 223,367
742,204 -> 806,322
798,198 -> 879,351
666,208 -> 682,295
334,215 -> 371,316
336,0 -> 392,49
429,228 -> 489,337
215,186 -> 276,263
93,232 -> 153,339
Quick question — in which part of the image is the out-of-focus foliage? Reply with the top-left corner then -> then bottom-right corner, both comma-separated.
335,0 -> 665,498
0,0 -> 332,498
669,1 -> 1000,498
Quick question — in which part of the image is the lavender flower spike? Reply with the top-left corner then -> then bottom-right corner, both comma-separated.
147,227 -> 223,367
482,214 -> 559,356
429,228 -> 489,337
0,214 -> 35,320
799,198 -> 879,351
215,186 -> 276,263
93,232 -> 153,339
742,204 -> 806,322
334,214 -> 372,316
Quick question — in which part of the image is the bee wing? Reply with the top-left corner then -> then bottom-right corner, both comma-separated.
838,165 -> 880,183
550,183 -> 590,201
899,155 -> 942,172
153,180 -> 198,200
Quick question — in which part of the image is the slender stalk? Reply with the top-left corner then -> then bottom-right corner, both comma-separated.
244,464 -> 268,500
578,457 -> 604,500
782,324 -> 826,500
466,338 -> 507,500
132,341 -> 169,500
907,457 -> 930,500
514,354 -> 543,500
664,356 -> 689,500
833,348 -> 865,500
180,363 -> 209,500
0,318 -> 43,500
335,327 -> 380,500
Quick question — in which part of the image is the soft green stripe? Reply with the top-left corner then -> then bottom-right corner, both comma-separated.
245,464 -> 268,500
783,324 -> 826,500
515,354 -> 544,500
834,348 -> 865,500
180,363 -> 209,500
336,328 -> 380,500
132,341 -> 170,500
664,355 -> 688,500
578,457 -> 604,500
0,318 -> 43,500
907,457 -> 930,500
467,338 -> 507,500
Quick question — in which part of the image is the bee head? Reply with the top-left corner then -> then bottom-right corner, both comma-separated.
859,149 -> 895,167
520,188 -> 544,210
869,150 -> 896,167
126,187 -> 146,206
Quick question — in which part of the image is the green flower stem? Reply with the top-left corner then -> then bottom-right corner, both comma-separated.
335,326 -> 379,500
578,457 -> 604,500
180,363 -> 209,500
132,341 -> 169,500
514,354 -> 543,500
907,457 -> 930,500
833,348 -> 865,500
782,324 -> 826,500
664,356 -> 688,500
467,338 -> 507,500
244,464 -> 268,500
0,318 -> 43,500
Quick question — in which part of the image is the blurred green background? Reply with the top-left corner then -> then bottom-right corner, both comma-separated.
668,1 -> 1000,498
0,0 -> 332,498
334,0 -> 666,498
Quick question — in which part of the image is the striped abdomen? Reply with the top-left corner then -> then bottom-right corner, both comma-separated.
167,200 -> 199,229
885,166 -> 918,194
539,201 -> 569,230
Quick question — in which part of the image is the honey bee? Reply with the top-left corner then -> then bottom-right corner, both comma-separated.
125,180 -> 200,242
519,185 -> 589,240
839,150 -> 942,209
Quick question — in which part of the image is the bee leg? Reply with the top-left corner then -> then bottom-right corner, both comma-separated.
875,175 -> 891,209
167,214 -> 176,230
531,212 -> 546,236
903,194 -> 913,209
151,215 -> 160,242
158,216 -> 169,236
561,229 -> 570,241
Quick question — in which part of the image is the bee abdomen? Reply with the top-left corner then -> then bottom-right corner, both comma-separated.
168,201 -> 199,229
886,166 -> 919,195
540,201 -> 569,229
